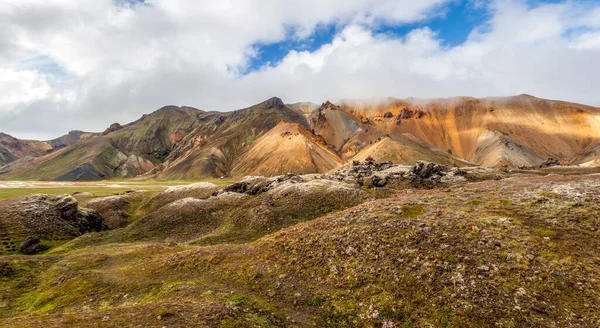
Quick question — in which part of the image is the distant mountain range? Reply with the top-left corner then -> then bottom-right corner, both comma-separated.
2,94 -> 599,181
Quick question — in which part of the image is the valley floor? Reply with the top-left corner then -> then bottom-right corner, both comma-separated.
1,166 -> 600,327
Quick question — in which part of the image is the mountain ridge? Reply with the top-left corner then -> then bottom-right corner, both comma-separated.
2,94 -> 600,181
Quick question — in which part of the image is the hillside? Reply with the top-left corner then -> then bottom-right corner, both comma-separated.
351,134 -> 472,166
1,165 -> 600,326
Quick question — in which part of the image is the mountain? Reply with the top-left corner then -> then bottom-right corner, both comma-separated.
340,94 -> 600,167
46,130 -> 93,149
2,106 -> 202,181
0,133 -> 53,166
2,94 -> 600,181
157,97 -> 309,180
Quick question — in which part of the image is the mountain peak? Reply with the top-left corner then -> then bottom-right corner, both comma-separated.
320,100 -> 339,110
261,97 -> 285,109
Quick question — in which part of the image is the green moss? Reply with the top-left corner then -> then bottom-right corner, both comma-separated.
309,294 -> 326,307
229,294 -> 250,307
399,204 -> 425,218
534,228 -> 556,238
539,191 -> 558,199
155,308 -> 176,318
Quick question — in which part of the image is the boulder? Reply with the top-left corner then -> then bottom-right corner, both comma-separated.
20,236 -> 46,255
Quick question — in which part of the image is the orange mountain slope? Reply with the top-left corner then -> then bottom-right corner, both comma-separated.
232,122 -> 343,177
340,94 -> 600,167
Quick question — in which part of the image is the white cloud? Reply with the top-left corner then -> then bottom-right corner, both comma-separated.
0,0 -> 599,139
0,69 -> 51,111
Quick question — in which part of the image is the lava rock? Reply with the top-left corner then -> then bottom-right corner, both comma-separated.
369,175 -> 388,188
408,161 -> 448,188
20,236 -> 46,255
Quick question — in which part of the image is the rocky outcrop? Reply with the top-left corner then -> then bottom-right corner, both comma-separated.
20,236 -> 46,255
101,123 -> 123,136
0,194 -> 107,254
518,158 -> 563,170
407,161 -> 448,188
395,108 -> 425,126
213,175 -> 301,196
539,158 -> 562,168
22,195 -> 106,234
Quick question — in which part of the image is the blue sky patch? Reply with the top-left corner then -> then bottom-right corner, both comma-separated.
246,1 -> 490,73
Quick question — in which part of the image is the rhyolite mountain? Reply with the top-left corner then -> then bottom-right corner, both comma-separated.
1,94 -> 600,181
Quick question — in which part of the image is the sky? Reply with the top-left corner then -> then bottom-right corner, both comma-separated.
1,0 -> 600,139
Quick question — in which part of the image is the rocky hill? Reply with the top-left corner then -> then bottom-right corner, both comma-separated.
2,94 -> 600,181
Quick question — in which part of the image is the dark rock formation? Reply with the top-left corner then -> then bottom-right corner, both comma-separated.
408,161 -> 447,188
383,111 -> 393,118
153,147 -> 170,159
332,158 -> 398,187
400,108 -> 414,119
213,173 -> 304,196
539,158 -> 561,168
20,236 -> 46,255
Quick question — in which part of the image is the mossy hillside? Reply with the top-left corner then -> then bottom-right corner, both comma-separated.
83,191 -> 161,229
107,106 -> 201,161
192,180 -> 375,246
1,243 -> 291,327
2,174 -> 600,327
168,174 -> 600,327
72,179 -> 375,248
133,183 -> 220,217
